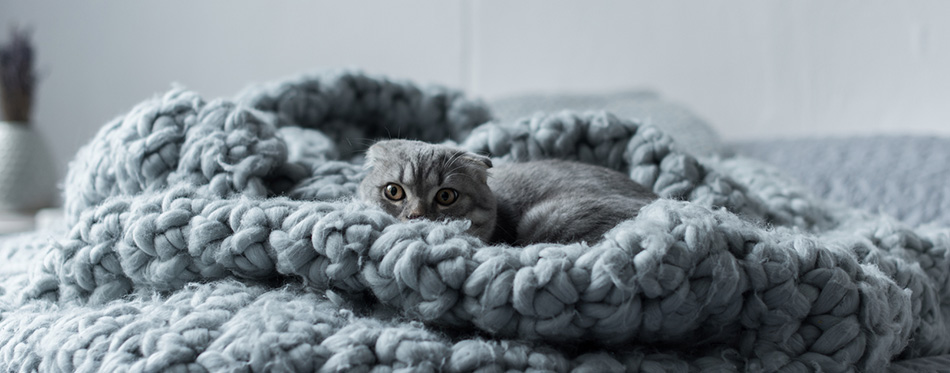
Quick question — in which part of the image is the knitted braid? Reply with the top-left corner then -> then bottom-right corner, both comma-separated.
63,70 -> 493,226
236,69 -> 492,157
30,179 -> 945,371
461,111 -> 831,229
1,279 -> 773,372
20,71 -> 950,372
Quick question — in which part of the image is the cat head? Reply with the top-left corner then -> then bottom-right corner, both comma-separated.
359,139 -> 496,242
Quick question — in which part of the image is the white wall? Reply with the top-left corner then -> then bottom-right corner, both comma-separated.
2,1 -> 950,187
470,0 -> 950,139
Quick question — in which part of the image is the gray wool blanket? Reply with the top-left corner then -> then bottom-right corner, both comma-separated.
1,71 -> 949,372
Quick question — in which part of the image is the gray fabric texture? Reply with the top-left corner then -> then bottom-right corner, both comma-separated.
887,353 -> 950,373
0,72 -> 948,372
730,136 -> 950,228
731,136 -> 950,373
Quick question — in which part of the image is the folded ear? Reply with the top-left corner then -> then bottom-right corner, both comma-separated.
460,151 -> 492,183
364,140 -> 396,170
461,152 -> 492,169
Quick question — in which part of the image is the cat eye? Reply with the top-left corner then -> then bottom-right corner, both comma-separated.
383,183 -> 405,201
435,188 -> 458,206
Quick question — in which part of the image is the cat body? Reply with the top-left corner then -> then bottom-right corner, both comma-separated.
359,140 -> 656,245
488,160 -> 655,245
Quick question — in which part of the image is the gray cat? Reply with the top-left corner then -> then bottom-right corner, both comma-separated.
359,139 -> 656,245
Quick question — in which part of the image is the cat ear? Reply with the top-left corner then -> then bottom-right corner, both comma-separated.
364,141 -> 395,169
462,153 -> 492,169
460,152 -> 492,183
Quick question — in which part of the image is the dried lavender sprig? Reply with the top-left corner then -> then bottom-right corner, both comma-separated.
0,26 -> 36,123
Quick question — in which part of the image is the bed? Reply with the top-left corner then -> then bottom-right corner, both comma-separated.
0,70 -> 947,372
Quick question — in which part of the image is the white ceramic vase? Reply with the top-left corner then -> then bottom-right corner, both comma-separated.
0,121 -> 56,211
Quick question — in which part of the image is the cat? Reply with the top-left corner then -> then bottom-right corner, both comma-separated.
358,139 -> 657,245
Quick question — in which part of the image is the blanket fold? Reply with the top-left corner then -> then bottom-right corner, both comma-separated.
2,70 -> 949,372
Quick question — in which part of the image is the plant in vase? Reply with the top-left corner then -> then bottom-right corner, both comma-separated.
1,27 -> 35,123
0,26 -> 55,212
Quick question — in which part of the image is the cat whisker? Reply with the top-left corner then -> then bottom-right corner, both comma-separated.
343,137 -> 381,154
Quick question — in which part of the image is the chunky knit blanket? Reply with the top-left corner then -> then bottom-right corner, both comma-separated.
1,71 -> 949,372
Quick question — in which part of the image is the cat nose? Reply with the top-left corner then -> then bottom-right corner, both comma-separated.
404,203 -> 426,221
